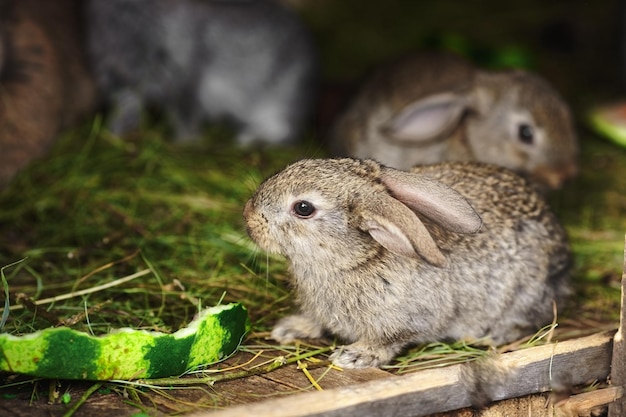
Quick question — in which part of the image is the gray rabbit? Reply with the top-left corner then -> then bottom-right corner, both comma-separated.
329,51 -> 578,189
244,158 -> 571,368
85,0 -> 316,144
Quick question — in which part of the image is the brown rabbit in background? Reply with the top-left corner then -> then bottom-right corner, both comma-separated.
244,158 -> 571,368
0,0 -> 96,188
329,51 -> 578,190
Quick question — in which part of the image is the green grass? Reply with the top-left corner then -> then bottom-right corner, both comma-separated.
1,118 -> 624,339
0,120 -> 321,336
1,1 -> 623,413
0,115 -> 624,412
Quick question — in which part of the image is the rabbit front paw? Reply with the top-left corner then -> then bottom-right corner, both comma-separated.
330,343 -> 398,368
270,314 -> 325,344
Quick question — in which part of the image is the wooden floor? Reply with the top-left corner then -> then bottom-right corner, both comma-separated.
0,330 -> 620,417
208,349 -> 393,408
194,331 -> 617,417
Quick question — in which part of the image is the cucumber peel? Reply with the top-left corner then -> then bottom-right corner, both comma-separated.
588,101 -> 626,148
0,303 -> 250,380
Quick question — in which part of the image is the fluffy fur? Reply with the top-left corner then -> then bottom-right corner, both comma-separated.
244,158 -> 571,368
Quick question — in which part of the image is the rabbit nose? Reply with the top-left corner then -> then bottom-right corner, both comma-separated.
543,172 -> 566,189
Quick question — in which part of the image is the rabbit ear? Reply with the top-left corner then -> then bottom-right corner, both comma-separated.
358,195 -> 448,267
380,167 -> 483,234
381,92 -> 468,143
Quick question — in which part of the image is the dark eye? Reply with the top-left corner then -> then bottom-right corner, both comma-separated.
518,124 -> 534,145
292,200 -> 316,218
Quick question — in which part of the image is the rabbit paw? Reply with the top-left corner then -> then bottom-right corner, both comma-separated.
271,314 -> 325,344
330,343 -> 397,368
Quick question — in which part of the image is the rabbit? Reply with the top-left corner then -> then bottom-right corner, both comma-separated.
0,0 -> 96,188
85,0 -> 316,145
329,51 -> 579,190
243,157 -> 572,368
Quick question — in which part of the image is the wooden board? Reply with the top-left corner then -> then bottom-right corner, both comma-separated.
608,235 -> 626,417
189,331 -> 615,417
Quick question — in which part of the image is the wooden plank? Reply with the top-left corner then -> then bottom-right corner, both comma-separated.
487,331 -> 612,401
608,234 -> 626,417
194,363 -> 471,417
430,393 -> 553,417
259,359 -> 393,390
190,331 -> 613,417
557,386 -> 623,417
210,374 -> 304,407
220,350 -> 392,390
430,387 -> 623,417
205,350 -> 392,408
201,352 -> 320,407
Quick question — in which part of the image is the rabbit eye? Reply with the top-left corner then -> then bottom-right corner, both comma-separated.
292,200 -> 316,218
517,124 -> 535,145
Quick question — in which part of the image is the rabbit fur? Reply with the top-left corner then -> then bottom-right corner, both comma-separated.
0,0 -> 96,187
85,0 -> 316,145
329,51 -> 578,190
244,158 -> 571,368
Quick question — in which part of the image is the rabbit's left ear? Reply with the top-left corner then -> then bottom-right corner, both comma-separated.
380,168 -> 483,234
358,194 -> 448,267
380,92 -> 468,143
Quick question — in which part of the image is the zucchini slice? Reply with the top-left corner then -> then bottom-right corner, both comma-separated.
0,303 -> 250,380
589,101 -> 626,148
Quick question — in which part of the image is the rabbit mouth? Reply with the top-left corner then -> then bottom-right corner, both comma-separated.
243,199 -> 254,221
531,163 -> 578,190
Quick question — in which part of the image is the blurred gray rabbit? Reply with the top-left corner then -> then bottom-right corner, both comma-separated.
85,0 -> 316,144
329,51 -> 578,189
0,0 -> 96,187
244,158 -> 571,368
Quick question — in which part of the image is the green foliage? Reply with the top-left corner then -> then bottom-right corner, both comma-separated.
0,121 -> 320,337
0,116 -> 623,384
